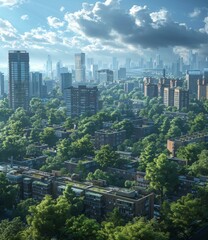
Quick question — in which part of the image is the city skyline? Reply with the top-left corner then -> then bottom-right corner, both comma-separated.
0,0 -> 208,72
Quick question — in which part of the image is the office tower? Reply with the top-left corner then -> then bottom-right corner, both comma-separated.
87,58 -> 94,70
186,70 -> 202,97
46,55 -> 53,79
174,88 -> 189,110
97,69 -> 114,85
112,57 -> 118,70
56,61 -> 62,80
9,50 -> 29,110
91,64 -> 98,82
125,58 -> 131,69
65,85 -> 99,117
197,79 -> 208,100
75,53 -> 86,82
30,72 -> 43,98
118,68 -> 126,80
0,72 -> 4,96
61,72 -> 72,101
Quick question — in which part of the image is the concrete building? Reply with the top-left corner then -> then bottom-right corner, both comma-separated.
186,70 -> 202,97
163,87 -> 174,107
61,72 -> 72,102
174,88 -> 189,110
144,83 -> 158,98
9,50 -> 30,110
167,131 -> 208,157
95,129 -> 126,149
118,67 -> 126,80
66,85 -> 99,117
197,79 -> 208,100
75,53 -> 86,82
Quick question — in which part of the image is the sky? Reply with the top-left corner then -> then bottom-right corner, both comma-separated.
0,0 -> 208,72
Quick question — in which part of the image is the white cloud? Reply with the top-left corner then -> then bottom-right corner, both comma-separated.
47,16 -> 65,29
60,6 -> 65,12
21,14 -> 29,21
0,18 -> 17,41
189,8 -> 201,18
0,0 -> 26,7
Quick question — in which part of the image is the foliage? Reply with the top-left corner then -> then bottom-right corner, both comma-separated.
145,153 -> 178,203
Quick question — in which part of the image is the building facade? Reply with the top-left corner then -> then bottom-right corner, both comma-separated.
30,72 -> 43,98
0,72 -> 4,97
66,85 -> 99,117
9,50 -> 30,110
75,53 -> 86,82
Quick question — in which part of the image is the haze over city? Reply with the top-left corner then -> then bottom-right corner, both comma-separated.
0,0 -> 208,72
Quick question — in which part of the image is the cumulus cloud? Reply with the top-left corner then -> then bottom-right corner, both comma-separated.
60,6 -> 65,12
21,14 -> 29,21
64,0 -> 208,51
0,18 -> 18,41
189,8 -> 201,18
0,0 -> 26,7
47,16 -> 65,28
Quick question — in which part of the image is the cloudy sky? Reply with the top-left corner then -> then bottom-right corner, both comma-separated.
0,0 -> 208,72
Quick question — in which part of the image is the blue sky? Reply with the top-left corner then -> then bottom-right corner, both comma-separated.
0,0 -> 208,72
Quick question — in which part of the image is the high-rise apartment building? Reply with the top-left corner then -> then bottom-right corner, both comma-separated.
144,83 -> 158,98
61,72 -> 72,102
174,88 -> 189,110
0,72 -> 4,97
197,79 -> 208,100
75,53 -> 86,82
65,85 -> 99,117
9,50 -> 29,110
186,70 -> 202,97
30,72 -> 43,98
163,87 -> 174,107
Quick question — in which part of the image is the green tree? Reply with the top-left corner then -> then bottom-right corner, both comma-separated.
95,145 -> 124,168
61,215 -> 100,240
0,173 -> 19,214
168,194 -> 203,239
190,150 -> 208,176
145,153 -> 178,203
177,143 -> 205,165
139,142 -> 157,171
70,134 -> 94,158
40,127 -> 58,147
0,217 -> 25,240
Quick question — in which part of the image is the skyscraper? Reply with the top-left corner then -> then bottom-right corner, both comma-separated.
61,72 -> 72,102
9,50 -> 29,110
0,72 -> 4,97
46,55 -> 53,79
75,53 -> 86,82
30,72 -> 43,98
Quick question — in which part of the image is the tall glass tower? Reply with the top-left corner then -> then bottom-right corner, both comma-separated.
8,50 -> 29,110
75,53 -> 86,82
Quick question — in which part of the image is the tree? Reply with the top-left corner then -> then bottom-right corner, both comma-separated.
86,169 -> 109,182
168,194 -> 203,239
95,145 -> 124,168
40,127 -> 58,147
13,198 -> 37,222
177,143 -> 205,165
190,150 -> 208,176
112,120 -> 134,139
139,142 -> 157,171
111,218 -> 169,240
26,195 -> 71,239
0,173 -> 19,214
56,139 -> 71,161
61,215 -> 100,240
145,154 -> 178,203
69,134 -> 94,158
0,217 -> 25,240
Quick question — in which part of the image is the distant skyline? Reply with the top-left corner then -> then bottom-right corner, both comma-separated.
0,0 -> 208,72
